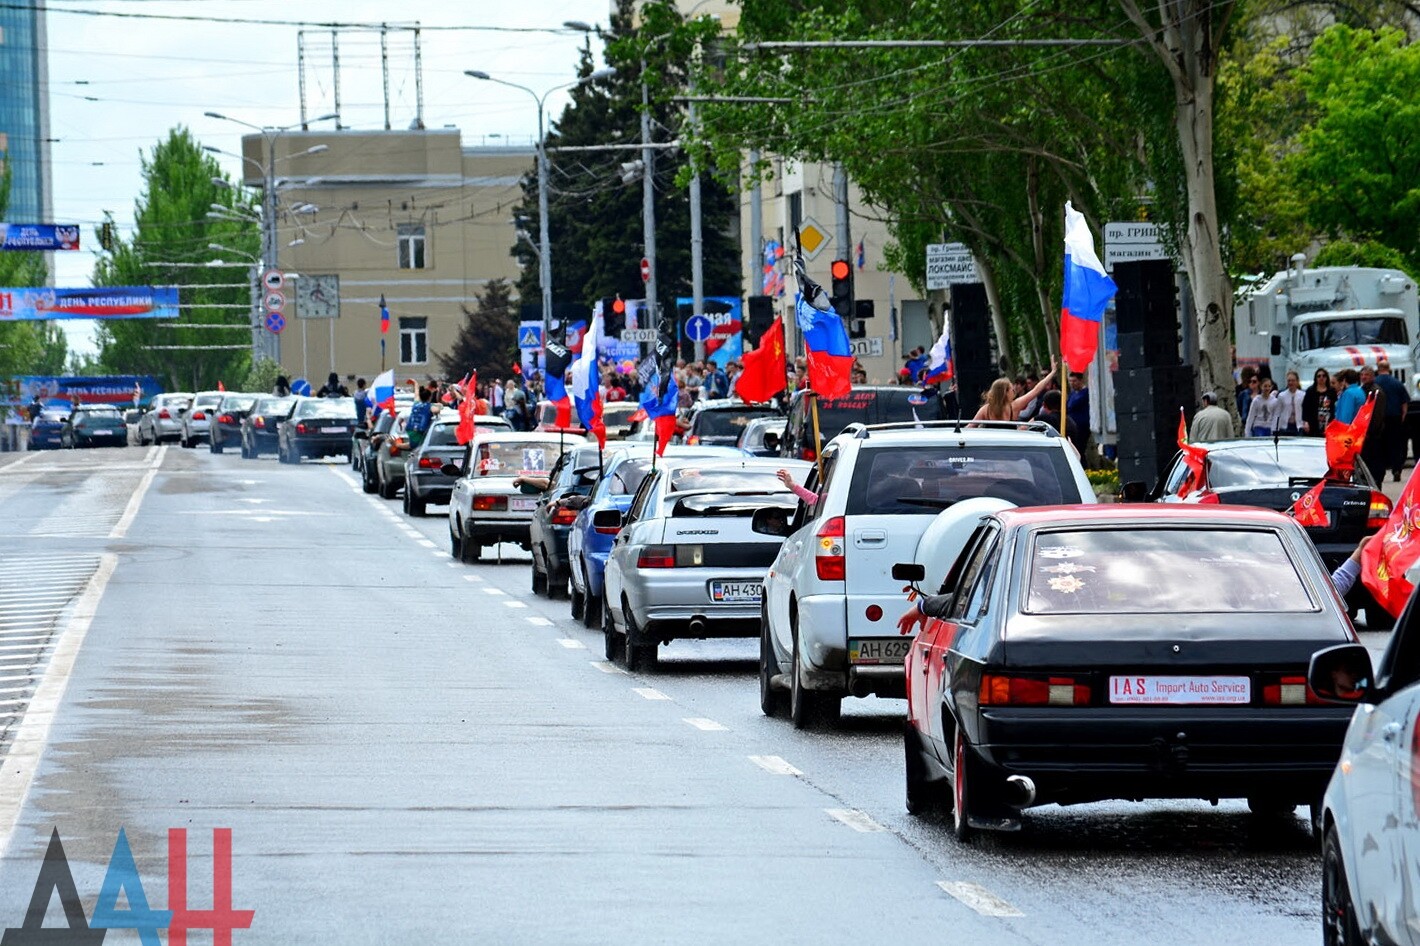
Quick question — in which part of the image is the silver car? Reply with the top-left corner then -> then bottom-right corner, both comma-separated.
447,432 -> 577,563
601,458 -> 811,670
179,391 -> 226,448
737,417 -> 787,457
136,392 -> 193,445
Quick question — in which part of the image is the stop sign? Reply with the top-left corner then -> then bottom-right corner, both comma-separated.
640,258 -> 651,283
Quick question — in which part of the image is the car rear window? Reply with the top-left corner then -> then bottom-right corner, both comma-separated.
425,424 -> 461,447
295,398 -> 356,418
1024,528 -> 1316,614
810,389 -> 927,439
221,396 -> 257,412
693,408 -> 778,439
254,397 -> 295,415
603,404 -> 638,427
668,469 -> 784,493
477,441 -> 561,476
1208,446 -> 1373,488
846,444 -> 1080,514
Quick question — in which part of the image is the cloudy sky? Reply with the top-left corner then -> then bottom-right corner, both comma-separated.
42,0 -> 611,353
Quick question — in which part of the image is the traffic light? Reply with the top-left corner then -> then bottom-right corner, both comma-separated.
600,296 -> 627,336
830,259 -> 853,320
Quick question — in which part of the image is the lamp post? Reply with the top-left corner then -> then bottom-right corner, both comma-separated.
465,59 -> 615,356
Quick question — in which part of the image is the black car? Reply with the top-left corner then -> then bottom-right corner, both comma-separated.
529,443 -> 602,599
781,386 -> 936,460
681,399 -> 780,447
277,397 -> 356,463
1153,437 -> 1394,627
901,504 -> 1357,840
209,394 -> 258,455
60,405 -> 129,448
403,418 -> 467,516
241,396 -> 297,459
360,411 -> 398,493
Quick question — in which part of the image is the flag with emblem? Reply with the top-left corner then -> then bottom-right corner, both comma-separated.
1325,392 -> 1376,475
1176,409 -> 1208,498
456,372 -> 477,445
734,318 -> 786,403
1363,467 -> 1420,617
1291,480 -> 1330,528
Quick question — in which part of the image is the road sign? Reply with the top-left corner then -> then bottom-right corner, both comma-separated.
1104,222 -> 1173,271
264,311 -> 285,334
263,290 -> 285,312
291,378 -> 311,396
850,337 -> 884,358
925,243 -> 978,289
640,258 -> 651,283
620,328 -> 657,343
518,325 -> 544,350
684,314 -> 714,343
262,269 -> 285,291
798,217 -> 831,261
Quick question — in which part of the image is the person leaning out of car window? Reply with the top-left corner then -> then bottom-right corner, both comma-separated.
406,387 -> 434,448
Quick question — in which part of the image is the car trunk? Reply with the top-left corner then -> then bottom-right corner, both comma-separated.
656,494 -> 790,569
1213,482 -> 1371,544
844,511 -> 938,639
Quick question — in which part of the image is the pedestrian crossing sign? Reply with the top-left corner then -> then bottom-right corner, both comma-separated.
518,325 -> 544,350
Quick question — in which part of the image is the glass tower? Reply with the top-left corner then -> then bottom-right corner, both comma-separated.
0,0 -> 49,223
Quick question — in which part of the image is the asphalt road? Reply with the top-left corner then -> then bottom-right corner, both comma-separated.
0,444 -> 1340,943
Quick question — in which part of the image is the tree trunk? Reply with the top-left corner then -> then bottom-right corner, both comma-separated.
1023,155 -> 1055,368
975,259 -> 1014,373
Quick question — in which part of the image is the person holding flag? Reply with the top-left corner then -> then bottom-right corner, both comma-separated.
734,318 -> 786,404
637,366 -> 679,457
923,325 -> 953,386
370,369 -> 396,419
791,237 -> 853,400
570,309 -> 606,449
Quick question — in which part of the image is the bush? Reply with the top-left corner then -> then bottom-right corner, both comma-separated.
242,358 -> 282,394
1086,468 -> 1121,495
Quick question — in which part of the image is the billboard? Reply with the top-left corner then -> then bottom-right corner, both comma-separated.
0,286 -> 179,321
2,375 -> 164,408
0,225 -> 80,252
676,296 -> 743,367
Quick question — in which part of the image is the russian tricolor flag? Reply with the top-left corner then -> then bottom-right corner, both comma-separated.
569,310 -> 606,448
1059,202 -> 1117,372
371,369 -> 396,413
380,294 -> 390,335
794,292 -> 853,399
923,324 -> 953,384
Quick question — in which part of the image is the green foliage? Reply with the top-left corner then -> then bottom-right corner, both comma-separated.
1313,239 -> 1414,274
241,357 -> 283,395
0,160 -> 59,378
91,126 -> 258,390
438,279 -> 518,380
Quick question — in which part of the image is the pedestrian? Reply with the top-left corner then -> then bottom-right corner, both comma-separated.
1190,391 -> 1235,443
406,386 -> 433,447
1275,370 -> 1305,435
1236,366 -> 1259,421
1359,365 -> 1388,478
8,404 -> 30,452
974,365 -> 1056,422
1374,359 -> 1410,481
1036,390 -> 1078,446
1334,369 -> 1365,424
353,378 -> 370,428
26,395 -> 42,423
1065,372 -> 1090,453
504,379 -> 527,431
1245,376 -> 1281,436
272,375 -> 292,397
1302,368 -> 1335,435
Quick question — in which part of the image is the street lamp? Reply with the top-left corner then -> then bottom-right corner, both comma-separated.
465,63 -> 616,347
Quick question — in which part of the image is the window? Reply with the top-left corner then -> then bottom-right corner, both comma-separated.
949,530 -> 1000,622
397,225 -> 427,269
846,445 -> 1081,515
399,317 -> 428,365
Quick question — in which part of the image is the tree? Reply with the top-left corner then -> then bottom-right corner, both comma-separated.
438,279 -> 518,380
0,160 -> 60,379
91,126 -> 258,390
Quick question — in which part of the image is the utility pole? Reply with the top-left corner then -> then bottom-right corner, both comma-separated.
640,57 -> 660,354
688,97 -> 705,363
833,162 -> 850,266
262,134 -> 280,364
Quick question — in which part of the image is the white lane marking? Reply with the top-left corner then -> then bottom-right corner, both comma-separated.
0,553 -> 116,856
481,588 -> 506,595
633,687 -> 671,701
416,539 -> 436,549
445,562 -> 459,567
936,882 -> 1025,918
110,445 -> 166,539
526,617 -> 553,627
503,601 -> 527,609
0,676 -> 37,684
430,551 -> 447,559
463,575 -> 483,582
0,644 -> 53,653
591,661 -> 628,675
557,638 -> 586,649
748,755 -> 803,776
682,717 -> 728,731
825,808 -> 885,833
329,468 -> 361,488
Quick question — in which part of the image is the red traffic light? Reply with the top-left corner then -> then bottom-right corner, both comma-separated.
830,259 -> 851,280
612,298 -> 626,314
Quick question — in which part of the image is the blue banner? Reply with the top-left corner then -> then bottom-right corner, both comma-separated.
0,286 -> 179,321
2,375 -> 163,408
0,225 -> 80,251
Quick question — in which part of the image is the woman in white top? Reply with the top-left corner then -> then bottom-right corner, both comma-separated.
1246,376 -> 1283,436
1274,370 -> 1305,435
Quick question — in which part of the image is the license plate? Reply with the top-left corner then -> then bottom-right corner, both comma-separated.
710,580 -> 762,603
321,426 -> 346,434
509,498 -> 538,512
1108,675 -> 1251,705
849,638 -> 912,665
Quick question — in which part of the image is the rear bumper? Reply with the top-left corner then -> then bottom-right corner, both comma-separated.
247,430 -> 279,452
630,568 -> 767,638
407,471 -> 456,502
467,517 -> 532,545
291,435 -> 351,456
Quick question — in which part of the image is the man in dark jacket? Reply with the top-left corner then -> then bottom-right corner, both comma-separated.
318,372 -> 349,398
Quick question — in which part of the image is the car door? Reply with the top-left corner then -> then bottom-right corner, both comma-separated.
927,526 -> 1000,755
909,523 -> 989,733
1372,608 -> 1420,945
606,472 -> 658,622
767,459 -> 828,662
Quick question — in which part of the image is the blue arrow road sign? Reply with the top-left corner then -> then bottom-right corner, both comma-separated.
685,314 -> 714,343
518,325 -> 544,350
264,311 -> 285,334
291,378 -> 312,396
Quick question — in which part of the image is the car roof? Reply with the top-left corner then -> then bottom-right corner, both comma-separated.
471,431 -> 576,443
1196,437 -> 1319,454
996,504 -> 1294,529
663,457 -> 809,475
836,420 -> 1067,449
693,399 -> 777,411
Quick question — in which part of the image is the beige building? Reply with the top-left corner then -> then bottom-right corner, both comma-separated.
239,128 -> 532,386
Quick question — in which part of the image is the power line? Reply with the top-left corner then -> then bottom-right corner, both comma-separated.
22,2 -> 583,33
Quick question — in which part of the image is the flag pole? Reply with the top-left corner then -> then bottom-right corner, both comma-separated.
810,392 -> 824,482
1059,357 -> 1067,437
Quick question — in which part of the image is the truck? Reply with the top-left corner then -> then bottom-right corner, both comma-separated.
1236,254 -> 1420,387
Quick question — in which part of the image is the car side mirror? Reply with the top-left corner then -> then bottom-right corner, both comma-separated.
441,463 -> 464,478
592,509 -> 624,531
1120,481 -> 1148,503
1270,335 -> 1283,357
892,563 -> 926,583
1308,643 -> 1376,705
751,506 -> 792,537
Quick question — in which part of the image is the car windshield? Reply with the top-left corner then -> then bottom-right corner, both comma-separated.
693,408 -> 778,439
847,444 -> 1080,514
426,424 -> 460,447
810,389 -> 928,439
603,458 -> 653,496
1207,444 -> 1373,488
160,397 -> 192,411
477,441 -> 561,477
1024,527 -> 1316,614
667,468 -> 785,493
540,403 -> 580,427
193,395 -> 223,408
294,398 -> 355,418
255,397 -> 295,415
1297,317 -> 1408,351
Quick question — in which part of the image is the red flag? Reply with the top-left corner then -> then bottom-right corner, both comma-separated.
1291,480 -> 1330,527
1363,468 -> 1420,617
217,381 -> 226,392
1176,409 -> 1208,498
1325,392 -> 1376,476
655,414 -> 677,457
735,318 -> 787,403
455,371 -> 477,445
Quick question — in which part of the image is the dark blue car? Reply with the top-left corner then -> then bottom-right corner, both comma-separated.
29,408 -> 69,450
567,444 -> 742,628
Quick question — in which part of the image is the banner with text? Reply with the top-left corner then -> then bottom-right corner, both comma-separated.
0,224 -> 80,252
0,286 -> 180,321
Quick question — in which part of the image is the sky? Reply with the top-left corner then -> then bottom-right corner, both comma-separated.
41,0 -> 613,355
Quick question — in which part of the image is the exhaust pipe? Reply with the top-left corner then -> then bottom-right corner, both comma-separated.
1003,775 -> 1037,809
688,618 -> 707,637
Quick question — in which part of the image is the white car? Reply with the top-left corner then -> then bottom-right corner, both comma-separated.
1310,571 -> 1420,946
179,390 -> 225,448
136,392 -> 192,444
601,458 -> 810,670
757,420 -> 1096,728
446,432 -> 577,563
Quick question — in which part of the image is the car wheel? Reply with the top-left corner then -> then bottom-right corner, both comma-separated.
790,619 -> 839,730
362,466 -> 379,494
622,599 -> 655,671
460,529 -> 482,563
407,493 -> 426,517
759,603 -> 787,717
571,583 -> 585,621
181,435 -> 193,449
1322,825 -> 1364,946
211,438 -> 223,455
546,562 -> 566,600
531,558 -> 547,595
379,475 -> 399,500
905,721 -> 941,816
449,522 -> 463,559
583,590 -> 602,629
952,729 -> 987,843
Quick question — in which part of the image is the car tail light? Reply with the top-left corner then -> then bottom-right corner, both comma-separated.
218,413 -> 234,425
1262,674 -> 1325,706
800,446 -> 816,461
296,422 -> 309,434
192,411 -> 206,421
417,456 -> 442,469
979,674 -> 1090,706
1369,491 -> 1393,530
159,409 -> 170,420
550,504 -> 579,526
686,435 -> 700,445
254,417 -> 265,428
866,605 -> 883,622
637,545 -> 676,569
594,516 -> 622,535
815,516 -> 846,581
472,496 -> 507,512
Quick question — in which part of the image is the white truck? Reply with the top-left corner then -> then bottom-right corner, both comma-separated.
1236,254 -> 1420,387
